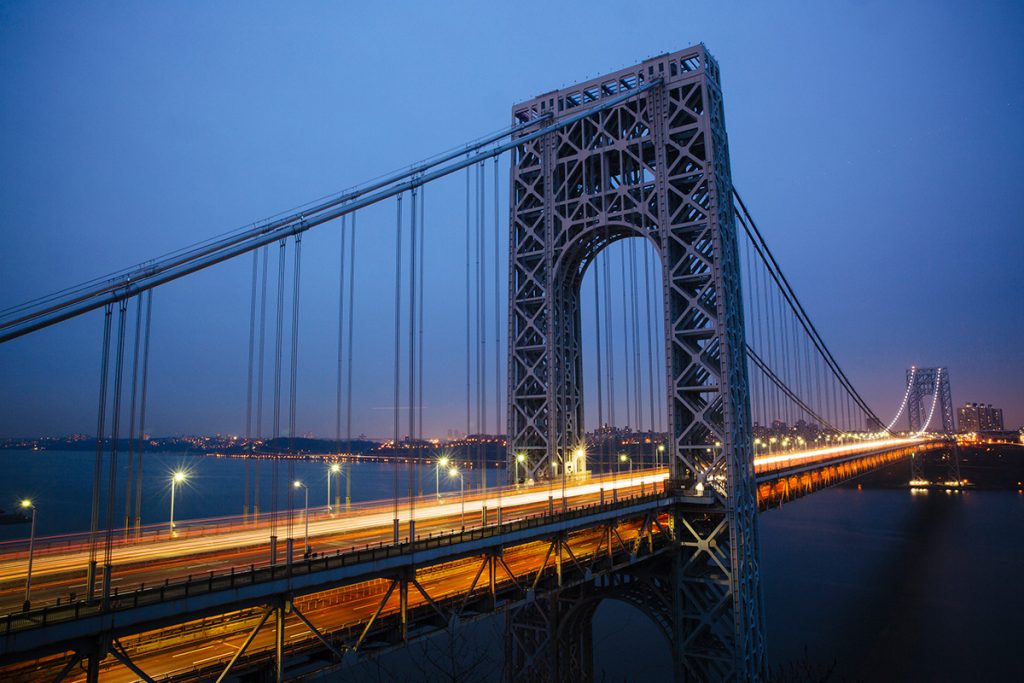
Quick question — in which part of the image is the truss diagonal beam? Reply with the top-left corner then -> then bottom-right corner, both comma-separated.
291,604 -> 344,661
214,607 -> 273,683
109,639 -> 156,683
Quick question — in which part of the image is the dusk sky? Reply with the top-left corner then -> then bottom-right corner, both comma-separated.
1,1 -> 1021,438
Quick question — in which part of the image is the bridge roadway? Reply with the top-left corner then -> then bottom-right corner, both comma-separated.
0,437 -> 938,681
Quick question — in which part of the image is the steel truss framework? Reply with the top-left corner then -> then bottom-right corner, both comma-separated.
507,45 -> 764,680
11,496 -> 676,682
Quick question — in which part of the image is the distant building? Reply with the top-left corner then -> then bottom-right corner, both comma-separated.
958,402 -> 1005,432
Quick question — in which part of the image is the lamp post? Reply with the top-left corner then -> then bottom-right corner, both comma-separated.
619,453 -> 632,488
515,452 -> 526,485
436,455 -> 450,500
21,499 -> 35,611
657,444 -> 665,469
448,467 -> 464,529
294,481 -> 310,557
169,471 -> 186,535
327,463 -> 341,513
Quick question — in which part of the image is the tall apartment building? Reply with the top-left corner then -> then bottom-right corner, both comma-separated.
958,402 -> 1005,432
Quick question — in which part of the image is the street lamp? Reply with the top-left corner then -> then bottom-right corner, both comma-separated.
327,463 -> 341,512
169,471 -> 186,535
436,454 -> 451,500
294,481 -> 310,556
572,447 -> 584,476
21,499 -> 35,611
515,452 -> 526,485
657,444 -> 665,468
448,467 -> 465,529
619,453 -> 632,488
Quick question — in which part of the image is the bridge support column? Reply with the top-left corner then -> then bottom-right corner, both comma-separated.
83,637 -> 108,683
400,576 -> 409,642
274,599 -> 289,682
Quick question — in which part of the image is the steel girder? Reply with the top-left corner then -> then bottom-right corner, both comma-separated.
506,45 -> 765,681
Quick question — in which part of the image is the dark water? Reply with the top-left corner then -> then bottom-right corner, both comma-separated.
2,451 -> 1021,680
0,450 -> 500,542
592,485 -> 1024,682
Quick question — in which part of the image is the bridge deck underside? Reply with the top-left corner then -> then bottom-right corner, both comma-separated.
755,442 -> 942,510
9,510 -> 669,682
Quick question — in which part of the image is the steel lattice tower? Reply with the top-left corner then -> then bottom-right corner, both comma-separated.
506,45 -> 765,681
906,367 -> 954,434
906,366 -> 960,485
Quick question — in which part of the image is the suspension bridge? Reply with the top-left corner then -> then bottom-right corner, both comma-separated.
0,45 -> 953,682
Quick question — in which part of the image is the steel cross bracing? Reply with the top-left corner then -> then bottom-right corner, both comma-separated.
507,45 -> 765,681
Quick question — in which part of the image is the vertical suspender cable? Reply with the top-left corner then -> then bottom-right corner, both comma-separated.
629,239 -> 643,436
102,298 -> 128,600
87,304 -> 112,599
643,237 -> 657,455
253,247 -> 268,519
418,187 -> 426,497
465,166 -> 472,476
619,245 -> 632,429
747,238 -> 760,429
245,249 -> 258,519
270,239 -> 286,561
123,295 -> 142,538
334,215 -> 346,511
594,257 -> 604,439
345,213 -> 357,508
493,156 -> 501,478
133,290 -> 152,537
287,234 -> 302,547
336,215 -> 347,460
603,246 -> 615,472
477,162 -> 486,494
408,186 -> 418,535
393,193 -> 403,543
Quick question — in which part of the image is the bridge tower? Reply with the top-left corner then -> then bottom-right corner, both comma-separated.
906,366 -> 954,434
906,366 -> 959,484
506,45 -> 765,680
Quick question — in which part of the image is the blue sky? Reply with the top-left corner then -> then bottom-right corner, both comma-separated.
1,1 -> 1021,437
